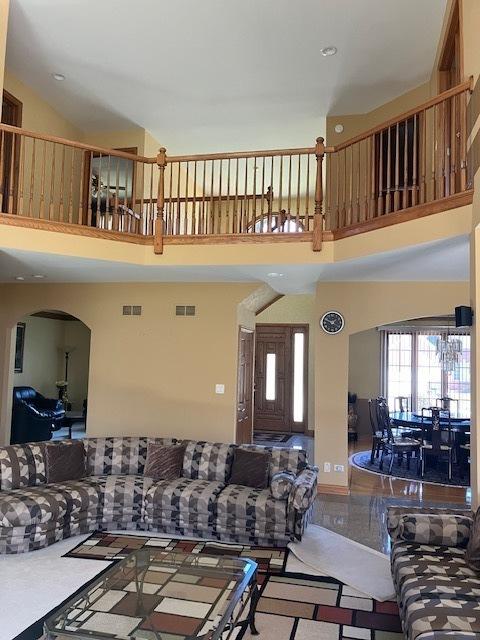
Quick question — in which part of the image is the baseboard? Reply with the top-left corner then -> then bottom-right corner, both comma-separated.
317,483 -> 350,496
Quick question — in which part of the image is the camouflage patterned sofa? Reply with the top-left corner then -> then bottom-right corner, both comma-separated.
0,437 -> 318,554
388,506 -> 480,640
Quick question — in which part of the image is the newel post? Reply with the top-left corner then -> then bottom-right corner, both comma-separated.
154,147 -> 167,255
313,136 -> 325,252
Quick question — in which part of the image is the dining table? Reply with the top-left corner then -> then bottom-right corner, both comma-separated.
390,411 -> 470,434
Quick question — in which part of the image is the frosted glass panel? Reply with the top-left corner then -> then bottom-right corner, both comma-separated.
293,333 -> 304,422
266,353 -> 276,401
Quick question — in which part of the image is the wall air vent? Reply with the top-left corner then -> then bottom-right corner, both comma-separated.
132,306 -> 142,316
123,306 -> 132,316
176,305 -> 196,317
123,305 -> 142,316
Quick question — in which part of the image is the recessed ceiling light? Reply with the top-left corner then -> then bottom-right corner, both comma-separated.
14,276 -> 25,281
52,73 -> 66,81
320,46 -> 337,57
32,274 -> 46,279
267,272 -> 284,278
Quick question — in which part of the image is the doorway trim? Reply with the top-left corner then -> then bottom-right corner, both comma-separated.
437,0 -> 463,92
236,325 -> 255,445
1,90 -> 23,214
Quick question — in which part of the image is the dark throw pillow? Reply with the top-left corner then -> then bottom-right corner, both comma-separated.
44,441 -> 86,484
466,508 -> 480,572
229,448 -> 271,489
144,443 -> 186,481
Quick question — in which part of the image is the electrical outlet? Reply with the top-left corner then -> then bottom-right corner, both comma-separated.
323,462 -> 331,473
215,384 -> 225,395
334,464 -> 345,472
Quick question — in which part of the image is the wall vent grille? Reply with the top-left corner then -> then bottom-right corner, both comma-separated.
123,305 -> 142,316
176,305 -> 196,316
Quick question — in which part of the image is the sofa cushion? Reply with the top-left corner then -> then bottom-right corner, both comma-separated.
466,508 -> 480,573
216,483 -> 289,538
145,477 -> 224,527
144,443 -> 185,481
90,474 -> 154,518
397,512 -> 472,547
0,444 -> 46,491
239,445 -> 307,481
84,437 -> 174,476
229,448 -> 270,489
0,479 -> 101,527
45,441 -> 86,484
182,441 -> 235,483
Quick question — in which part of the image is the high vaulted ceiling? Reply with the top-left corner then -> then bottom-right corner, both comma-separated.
6,0 -> 447,154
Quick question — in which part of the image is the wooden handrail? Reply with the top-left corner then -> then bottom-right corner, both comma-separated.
327,79 -> 473,153
167,147 -> 315,163
0,123 -> 154,162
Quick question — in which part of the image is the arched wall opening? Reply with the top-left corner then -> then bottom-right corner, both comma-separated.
4,309 -> 91,445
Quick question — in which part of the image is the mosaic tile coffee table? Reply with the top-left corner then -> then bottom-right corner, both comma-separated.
44,548 -> 259,639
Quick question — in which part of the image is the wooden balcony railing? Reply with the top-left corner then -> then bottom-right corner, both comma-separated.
0,80 -> 473,253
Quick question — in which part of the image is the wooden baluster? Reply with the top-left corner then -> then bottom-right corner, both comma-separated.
460,89 -> 468,190
224,159 -> 229,234
287,154 -> 292,229
313,136 -> 324,251
18,135 -> 25,215
442,99 -> 448,197
260,156 -> 265,233
176,162 -> 181,235
450,94 -> 457,194
167,162 -> 173,234
233,158 -> 239,233
269,155 -> 274,229
251,156 -> 256,232
377,131 -> 384,215
278,155 -> 283,224
67,147 -> 75,223
28,138 -> 36,218
393,123 -> 400,211
49,143 -> 57,220
296,154 -> 301,231
362,141 -> 368,220
217,159 -> 222,234
39,140 -> 47,219
386,127 -> 392,214
369,137 -> 376,218
336,152 -> 341,227
138,161 -> 145,235
420,110 -> 427,203
0,131 -> 4,212
193,160 -> 198,234
326,153 -> 332,230
412,114 -> 418,206
105,154 -> 111,230
86,151 -> 93,226
154,147 -> 166,254
7,133 -> 16,213
113,156 -> 120,230
201,160 -> 206,234
149,163 -> 154,234
347,145 -> 353,224
356,143 -> 361,221
306,153 -> 311,230
402,119 -> 409,210
431,105 -> 437,200
78,150 -> 85,225
184,161 -> 189,234
59,145 -> 65,221
243,158 -> 248,233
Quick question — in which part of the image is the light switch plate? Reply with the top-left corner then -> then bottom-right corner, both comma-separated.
215,384 -> 225,395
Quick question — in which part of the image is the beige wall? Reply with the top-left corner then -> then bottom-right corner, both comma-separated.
256,294 -> 315,429
0,282 -> 257,445
348,328 -> 381,438
315,281 -> 469,487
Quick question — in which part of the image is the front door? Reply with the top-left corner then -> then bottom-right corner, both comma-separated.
254,324 -> 308,433
236,327 -> 254,444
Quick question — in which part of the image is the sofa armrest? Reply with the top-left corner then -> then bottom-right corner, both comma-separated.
289,465 -> 319,513
387,506 -> 473,543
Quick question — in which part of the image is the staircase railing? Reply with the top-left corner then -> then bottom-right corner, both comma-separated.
0,80 -> 472,252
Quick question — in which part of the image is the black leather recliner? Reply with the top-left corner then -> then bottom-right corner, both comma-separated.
11,387 -> 66,445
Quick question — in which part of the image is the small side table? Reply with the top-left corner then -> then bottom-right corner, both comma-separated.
63,411 -> 86,439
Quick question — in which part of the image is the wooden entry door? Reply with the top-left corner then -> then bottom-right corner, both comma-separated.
1,91 -> 22,214
236,327 -> 254,444
254,324 -> 308,433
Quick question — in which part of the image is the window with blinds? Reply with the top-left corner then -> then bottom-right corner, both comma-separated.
382,328 -> 471,416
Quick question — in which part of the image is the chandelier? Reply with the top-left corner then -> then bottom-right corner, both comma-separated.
436,333 -> 463,372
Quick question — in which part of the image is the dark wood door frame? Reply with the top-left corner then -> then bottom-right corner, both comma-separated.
236,326 -> 255,445
254,323 -> 309,434
438,0 -> 463,93
1,90 -> 23,214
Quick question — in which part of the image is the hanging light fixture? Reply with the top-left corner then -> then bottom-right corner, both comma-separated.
436,321 -> 463,372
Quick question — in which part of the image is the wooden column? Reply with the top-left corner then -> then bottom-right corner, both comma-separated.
154,147 -> 167,254
313,136 -> 325,251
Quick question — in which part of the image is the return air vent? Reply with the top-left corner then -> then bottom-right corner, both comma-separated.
176,305 -> 196,317
123,305 -> 142,316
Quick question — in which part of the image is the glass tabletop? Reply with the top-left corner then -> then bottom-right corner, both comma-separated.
44,549 -> 257,640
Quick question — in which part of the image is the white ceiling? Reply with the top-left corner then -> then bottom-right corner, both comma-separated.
6,0 -> 446,154
0,236 -> 469,294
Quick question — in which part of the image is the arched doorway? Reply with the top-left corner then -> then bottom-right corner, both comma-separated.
10,309 -> 91,444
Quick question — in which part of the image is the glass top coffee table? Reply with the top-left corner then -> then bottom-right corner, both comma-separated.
44,549 -> 259,640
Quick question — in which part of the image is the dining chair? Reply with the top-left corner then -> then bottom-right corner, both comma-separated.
377,398 -> 421,474
368,398 -> 387,464
419,407 -> 454,481
436,397 -> 459,417
394,396 -> 410,413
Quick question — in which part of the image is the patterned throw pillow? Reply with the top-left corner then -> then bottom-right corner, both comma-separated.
44,441 -> 86,484
399,513 -> 472,547
144,444 -> 186,481
466,508 -> 480,572
229,448 -> 271,489
270,471 -> 296,500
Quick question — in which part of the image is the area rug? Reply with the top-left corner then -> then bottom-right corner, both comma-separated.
288,525 -> 396,602
253,431 -> 291,444
352,449 -> 469,487
16,567 -> 402,640
64,531 -> 288,574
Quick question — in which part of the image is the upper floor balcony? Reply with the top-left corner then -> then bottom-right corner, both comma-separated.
0,80 -> 473,257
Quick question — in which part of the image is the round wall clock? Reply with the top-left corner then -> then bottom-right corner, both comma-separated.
320,311 -> 345,334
